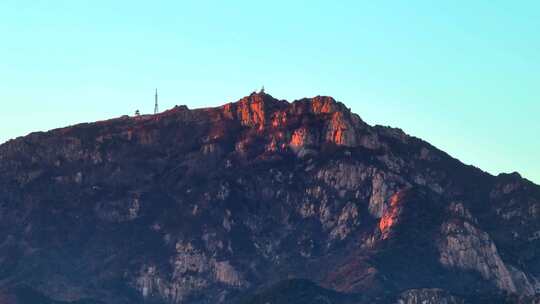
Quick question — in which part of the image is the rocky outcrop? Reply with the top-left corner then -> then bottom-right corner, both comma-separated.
438,220 -> 535,295
135,241 -> 246,303
289,127 -> 319,157
378,192 -> 406,240
396,289 -> 464,304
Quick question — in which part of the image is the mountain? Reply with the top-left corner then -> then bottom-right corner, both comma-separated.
1,92 -> 540,304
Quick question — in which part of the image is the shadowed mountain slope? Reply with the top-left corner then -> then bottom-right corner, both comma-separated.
1,92 -> 539,303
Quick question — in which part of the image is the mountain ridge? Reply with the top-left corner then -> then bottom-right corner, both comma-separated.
2,92 -> 534,185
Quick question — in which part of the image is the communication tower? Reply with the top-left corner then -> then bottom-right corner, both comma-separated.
154,89 -> 159,114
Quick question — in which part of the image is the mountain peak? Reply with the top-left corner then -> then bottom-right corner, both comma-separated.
232,92 -> 347,116
207,93 -> 364,151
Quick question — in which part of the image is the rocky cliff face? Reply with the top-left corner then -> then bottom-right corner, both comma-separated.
1,92 -> 539,304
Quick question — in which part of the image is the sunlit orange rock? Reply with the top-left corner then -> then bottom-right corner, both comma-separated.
325,112 -> 357,146
290,128 -> 308,149
311,96 -> 339,114
271,111 -> 287,128
234,93 -> 270,130
379,192 -> 405,239
221,103 -> 235,120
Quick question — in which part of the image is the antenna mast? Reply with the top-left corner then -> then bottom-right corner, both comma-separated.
154,88 -> 159,114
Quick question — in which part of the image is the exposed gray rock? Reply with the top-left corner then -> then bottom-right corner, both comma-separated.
316,162 -> 370,193
369,172 -> 402,218
396,289 -> 464,304
438,220 -> 534,294
135,242 -> 246,304
330,202 -> 360,240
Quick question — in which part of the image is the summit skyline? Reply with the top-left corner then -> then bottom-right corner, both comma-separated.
1,1 -> 538,183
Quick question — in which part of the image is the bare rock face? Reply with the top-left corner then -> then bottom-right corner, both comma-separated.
378,192 -> 407,240
0,92 -> 539,304
369,172 -> 405,218
439,193 -> 539,297
439,220 -> 519,293
396,289 -> 465,304
324,111 -> 357,146
289,127 -> 319,157
135,242 -> 246,303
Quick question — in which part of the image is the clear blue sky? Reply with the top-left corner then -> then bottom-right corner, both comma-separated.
1,1 -> 539,184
